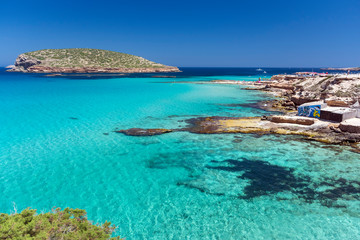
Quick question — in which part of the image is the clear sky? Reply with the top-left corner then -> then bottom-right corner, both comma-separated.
0,0 -> 359,67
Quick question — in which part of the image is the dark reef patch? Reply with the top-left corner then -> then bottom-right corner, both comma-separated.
188,158 -> 360,209
207,159 -> 310,199
232,138 -> 243,143
146,152 -> 199,171
216,102 -> 265,110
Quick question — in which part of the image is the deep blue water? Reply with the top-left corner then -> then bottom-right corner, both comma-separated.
1,67 -> 360,239
21,67 -> 344,79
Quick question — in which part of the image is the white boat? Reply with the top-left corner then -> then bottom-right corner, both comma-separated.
256,68 -> 263,71
263,71 -> 267,73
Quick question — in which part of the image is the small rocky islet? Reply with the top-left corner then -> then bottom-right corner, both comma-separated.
7,48 -> 180,73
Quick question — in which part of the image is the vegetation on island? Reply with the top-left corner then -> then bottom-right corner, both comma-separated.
0,207 -> 121,239
24,48 -> 168,68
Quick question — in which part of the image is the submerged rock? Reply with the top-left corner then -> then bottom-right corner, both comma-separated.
115,128 -> 172,136
201,158 -> 360,209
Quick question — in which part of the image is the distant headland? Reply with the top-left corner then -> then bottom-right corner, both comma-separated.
321,67 -> 360,71
7,48 -> 180,73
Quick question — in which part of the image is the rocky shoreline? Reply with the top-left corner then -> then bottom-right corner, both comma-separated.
114,116 -> 360,153
115,74 -> 360,152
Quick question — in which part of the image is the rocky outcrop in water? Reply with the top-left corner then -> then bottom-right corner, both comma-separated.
11,54 -> 41,72
114,115 -> 360,152
115,128 -> 173,136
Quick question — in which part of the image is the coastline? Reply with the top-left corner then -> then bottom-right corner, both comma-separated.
116,76 -> 360,153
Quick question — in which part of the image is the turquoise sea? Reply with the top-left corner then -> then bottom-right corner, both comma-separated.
1,68 -> 360,239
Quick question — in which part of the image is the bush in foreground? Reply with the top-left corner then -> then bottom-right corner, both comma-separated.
0,207 -> 121,239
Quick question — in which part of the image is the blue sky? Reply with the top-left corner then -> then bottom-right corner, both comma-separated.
0,0 -> 359,67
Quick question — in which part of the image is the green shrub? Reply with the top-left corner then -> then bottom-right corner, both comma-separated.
0,207 -> 121,240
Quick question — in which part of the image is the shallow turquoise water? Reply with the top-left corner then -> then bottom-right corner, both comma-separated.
1,69 -> 360,239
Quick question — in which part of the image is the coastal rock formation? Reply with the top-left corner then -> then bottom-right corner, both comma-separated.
290,96 -> 320,106
266,83 -> 294,91
266,73 -> 360,109
115,116 -> 360,152
112,72 -> 360,152
13,54 -> 41,71
326,100 -> 350,107
115,128 -> 172,136
5,65 -> 15,69
270,116 -> 315,125
339,119 -> 360,133
7,48 -> 180,74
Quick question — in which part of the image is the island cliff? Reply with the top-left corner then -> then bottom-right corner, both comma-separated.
7,48 -> 180,73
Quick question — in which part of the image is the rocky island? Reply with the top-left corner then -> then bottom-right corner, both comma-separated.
7,48 -> 180,73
